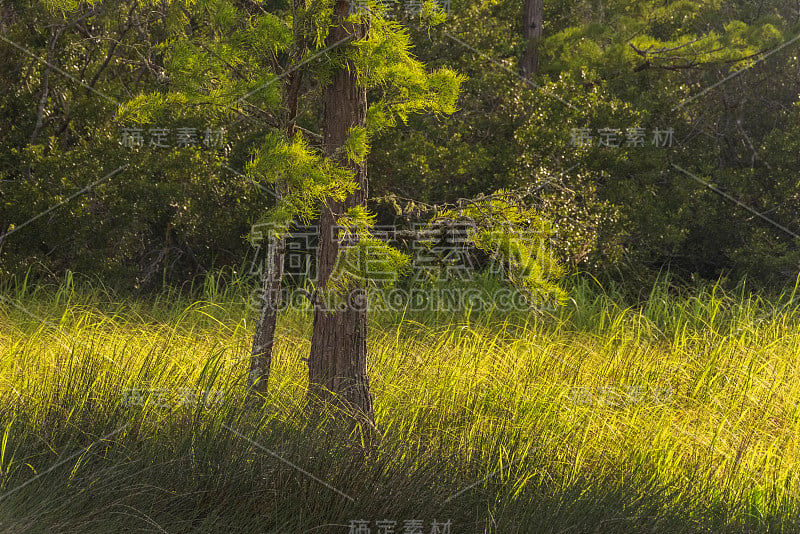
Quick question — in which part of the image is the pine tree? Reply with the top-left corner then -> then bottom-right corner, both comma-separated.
110,0 -> 463,424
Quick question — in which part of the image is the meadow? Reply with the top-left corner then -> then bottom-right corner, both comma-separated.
0,273 -> 799,533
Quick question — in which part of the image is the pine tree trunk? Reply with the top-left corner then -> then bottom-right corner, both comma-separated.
248,231 -> 285,394
247,0 -> 304,396
520,0 -> 543,80
307,0 -> 374,428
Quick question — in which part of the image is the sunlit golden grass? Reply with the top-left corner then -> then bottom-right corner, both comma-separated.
0,275 -> 799,532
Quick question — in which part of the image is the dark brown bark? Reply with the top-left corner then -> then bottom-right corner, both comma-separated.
307,0 -> 374,428
520,0 -> 543,80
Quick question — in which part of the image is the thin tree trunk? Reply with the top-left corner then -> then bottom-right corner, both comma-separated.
248,229 -> 285,394
520,0 -> 543,80
307,0 -> 374,429
29,28 -> 59,147
0,223 -> 8,259
247,0 -> 305,396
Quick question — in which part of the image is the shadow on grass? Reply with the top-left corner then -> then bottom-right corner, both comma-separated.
0,396 -> 793,534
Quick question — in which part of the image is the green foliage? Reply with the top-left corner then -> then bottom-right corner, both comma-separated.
0,0 -> 266,290
352,17 -> 465,132
109,0 -> 464,300
344,126 -> 370,163
319,206 -> 412,305
371,0 -> 799,288
429,190 -> 566,308
246,133 -> 359,235
327,235 -> 412,291
4,0 -> 799,292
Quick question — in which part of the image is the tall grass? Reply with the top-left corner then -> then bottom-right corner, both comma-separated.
0,273 -> 799,532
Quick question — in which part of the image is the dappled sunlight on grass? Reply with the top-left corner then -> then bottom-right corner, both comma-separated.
0,277 -> 799,532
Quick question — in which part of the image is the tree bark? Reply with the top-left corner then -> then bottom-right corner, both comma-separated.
248,230 -> 285,394
520,0 -> 543,80
307,0 -> 374,428
247,0 -> 305,396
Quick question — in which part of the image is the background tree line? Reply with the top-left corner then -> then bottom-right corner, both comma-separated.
1,0 -> 799,294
